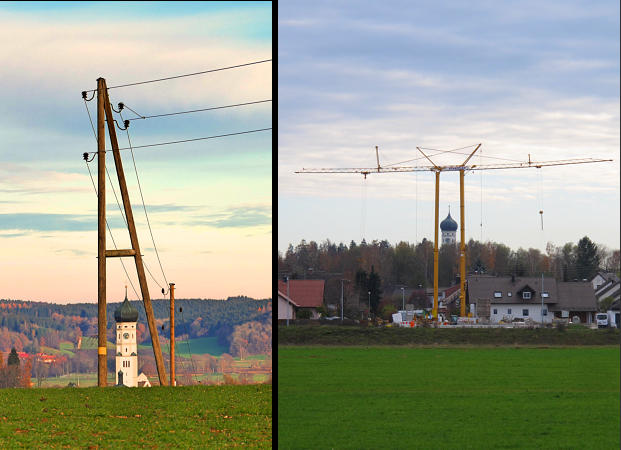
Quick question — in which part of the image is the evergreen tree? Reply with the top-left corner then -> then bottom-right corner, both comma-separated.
7,348 -> 19,367
576,236 -> 600,280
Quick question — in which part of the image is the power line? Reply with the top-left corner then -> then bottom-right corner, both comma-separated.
84,98 -> 165,296
120,109 -> 169,293
84,160 -> 141,301
82,58 -> 272,92
85,128 -> 272,154
122,99 -> 272,121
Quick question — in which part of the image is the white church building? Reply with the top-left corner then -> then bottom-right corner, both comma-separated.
114,289 -> 150,387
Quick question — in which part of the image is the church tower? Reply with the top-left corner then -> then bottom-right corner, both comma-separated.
114,287 -> 139,387
440,207 -> 458,245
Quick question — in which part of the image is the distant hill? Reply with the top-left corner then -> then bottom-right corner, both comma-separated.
0,297 -> 272,356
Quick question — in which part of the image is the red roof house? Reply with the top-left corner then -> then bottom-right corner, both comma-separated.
278,280 -> 325,319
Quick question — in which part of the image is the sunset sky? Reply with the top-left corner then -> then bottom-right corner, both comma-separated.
0,2 -> 272,303
278,0 -> 619,256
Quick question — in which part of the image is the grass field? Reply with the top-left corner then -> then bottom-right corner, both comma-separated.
0,385 -> 271,447
139,336 -> 229,357
278,346 -> 620,449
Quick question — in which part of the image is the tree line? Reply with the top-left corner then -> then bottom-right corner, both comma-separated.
278,236 -> 619,315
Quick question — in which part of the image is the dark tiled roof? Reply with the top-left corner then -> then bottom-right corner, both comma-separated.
555,282 -> 597,311
467,276 -> 557,304
467,276 -> 596,312
277,280 -> 324,308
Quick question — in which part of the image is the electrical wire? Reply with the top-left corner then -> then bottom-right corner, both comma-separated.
82,58 -> 272,92
179,306 -> 199,384
84,160 -> 141,301
120,109 -> 169,294
123,99 -> 272,121
84,101 -> 166,299
85,128 -> 272,154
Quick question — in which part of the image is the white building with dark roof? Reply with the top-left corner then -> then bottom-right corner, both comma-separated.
468,275 -> 597,324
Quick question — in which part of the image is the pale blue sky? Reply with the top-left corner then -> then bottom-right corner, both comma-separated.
0,2 -> 272,302
278,0 -> 619,255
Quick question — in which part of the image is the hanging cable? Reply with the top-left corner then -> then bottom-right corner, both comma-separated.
84,128 -> 272,155
415,160 -> 418,244
84,98 -> 129,227
178,306 -> 199,384
85,95 -> 170,295
480,147 -> 483,242
84,159 -> 141,301
360,177 -> 367,243
82,58 -> 272,92
120,109 -> 169,293
538,168 -> 544,231
122,99 -> 272,121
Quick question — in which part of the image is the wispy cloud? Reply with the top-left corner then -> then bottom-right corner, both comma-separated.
199,205 -> 272,228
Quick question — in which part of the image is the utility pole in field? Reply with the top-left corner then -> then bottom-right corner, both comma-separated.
95,77 -> 168,387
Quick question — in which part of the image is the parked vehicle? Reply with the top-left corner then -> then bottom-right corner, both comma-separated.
596,313 -> 609,328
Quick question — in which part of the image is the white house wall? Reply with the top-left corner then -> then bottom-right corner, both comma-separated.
278,296 -> 295,320
489,303 -> 553,323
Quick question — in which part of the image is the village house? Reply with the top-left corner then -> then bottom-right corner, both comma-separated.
590,271 -> 620,305
468,275 -> 597,324
278,290 -> 299,320
277,279 -> 325,319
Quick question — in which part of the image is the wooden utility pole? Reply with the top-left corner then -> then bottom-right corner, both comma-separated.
96,77 -> 168,387
169,283 -> 176,386
97,78 -> 107,387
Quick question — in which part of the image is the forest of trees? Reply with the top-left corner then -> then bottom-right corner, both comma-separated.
279,236 -> 619,315
0,296 -> 270,354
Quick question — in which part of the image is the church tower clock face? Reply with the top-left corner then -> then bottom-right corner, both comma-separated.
123,333 -> 130,339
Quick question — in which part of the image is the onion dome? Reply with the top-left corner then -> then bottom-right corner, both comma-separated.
440,211 -> 458,232
114,288 -> 139,322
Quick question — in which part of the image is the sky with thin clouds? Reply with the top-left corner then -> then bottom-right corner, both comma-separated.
278,0 -> 619,256
0,2 -> 272,303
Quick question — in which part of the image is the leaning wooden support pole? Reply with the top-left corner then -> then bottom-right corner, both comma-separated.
459,170 -> 467,317
97,78 -> 107,387
433,170 -> 440,320
170,283 -> 175,386
101,81 -> 168,387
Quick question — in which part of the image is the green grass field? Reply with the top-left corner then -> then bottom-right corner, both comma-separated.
0,385 -> 271,447
139,336 -> 229,357
278,346 -> 620,449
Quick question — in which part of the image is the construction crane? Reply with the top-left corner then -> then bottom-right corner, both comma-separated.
296,145 -> 612,320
